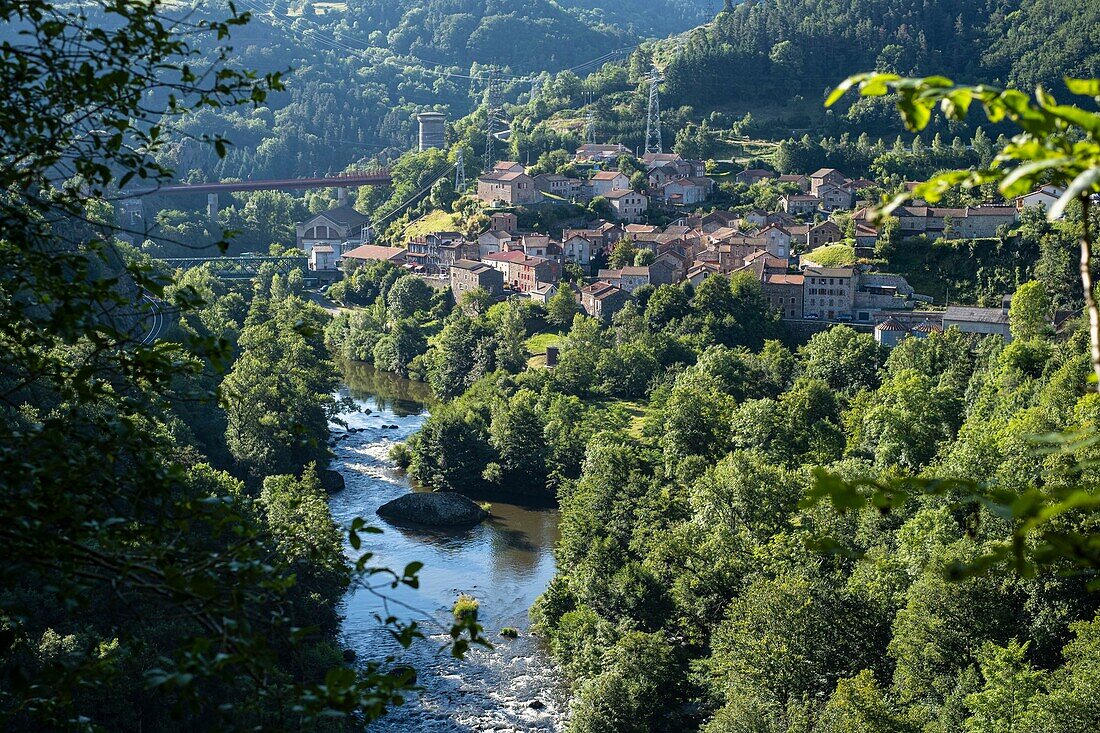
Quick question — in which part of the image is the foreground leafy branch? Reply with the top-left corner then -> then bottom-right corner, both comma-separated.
827,73 -> 1100,382
811,73 -> 1100,581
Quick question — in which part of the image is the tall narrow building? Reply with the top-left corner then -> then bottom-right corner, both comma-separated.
417,112 -> 446,151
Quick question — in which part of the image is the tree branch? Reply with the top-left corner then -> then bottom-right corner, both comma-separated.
1080,194 -> 1100,389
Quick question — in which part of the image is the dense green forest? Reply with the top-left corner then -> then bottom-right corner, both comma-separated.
0,0 -> 485,728
6,0 -> 1100,728
132,0 -> 709,185
657,0 -> 1100,132
321,254 -> 1100,731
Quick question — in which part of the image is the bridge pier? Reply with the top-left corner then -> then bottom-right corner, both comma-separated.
337,186 -> 348,204
207,193 -> 219,218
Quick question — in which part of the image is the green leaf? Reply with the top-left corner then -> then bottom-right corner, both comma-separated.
998,157 -> 1071,199
1065,77 -> 1100,97
825,75 -> 862,108
1048,167 -> 1100,220
896,94 -> 932,131
860,73 -> 900,98
941,89 -> 973,120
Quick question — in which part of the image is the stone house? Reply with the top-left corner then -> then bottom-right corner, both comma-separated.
742,209 -> 769,228
534,173 -> 580,198
648,164 -> 682,188
406,231 -> 464,275
941,206 -> 1019,238
590,171 -> 631,197
854,224 -> 879,248
687,261 -> 720,286
758,224 -> 792,258
450,259 -> 504,299
562,233 -> 596,269
510,234 -> 563,265
641,153 -> 706,178
736,168 -> 776,185
489,212 -> 518,234
529,282 -> 559,305
596,266 -> 648,293
802,267 -> 857,319
810,168 -> 849,196
864,205 -> 1018,239
477,170 -> 540,206
657,177 -> 713,206
781,194 -> 820,216
817,183 -> 854,212
483,251 -> 559,292
649,257 -> 682,285
807,220 -> 844,250
438,240 -> 479,273
477,229 -> 512,259
580,281 -> 630,322
605,189 -> 648,223
777,174 -> 810,192
763,272 -> 804,320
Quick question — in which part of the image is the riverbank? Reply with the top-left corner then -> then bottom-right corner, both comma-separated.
328,365 -> 568,731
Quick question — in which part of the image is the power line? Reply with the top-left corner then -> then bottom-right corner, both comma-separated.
372,162 -> 458,231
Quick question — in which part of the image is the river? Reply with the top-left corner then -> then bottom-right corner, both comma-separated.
327,363 -> 569,732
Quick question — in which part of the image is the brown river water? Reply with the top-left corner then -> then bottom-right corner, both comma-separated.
328,364 -> 568,732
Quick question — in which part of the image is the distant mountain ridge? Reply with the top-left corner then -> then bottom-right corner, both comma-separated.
339,0 -> 712,71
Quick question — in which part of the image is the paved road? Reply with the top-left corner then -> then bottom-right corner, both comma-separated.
305,289 -> 344,315
139,294 -> 165,345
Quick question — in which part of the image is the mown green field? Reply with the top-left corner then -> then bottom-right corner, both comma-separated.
401,210 -> 458,243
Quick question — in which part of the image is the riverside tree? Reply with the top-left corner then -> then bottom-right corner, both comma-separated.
0,1 -> 484,728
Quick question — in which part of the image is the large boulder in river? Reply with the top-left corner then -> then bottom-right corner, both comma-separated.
377,492 -> 488,527
319,469 -> 345,494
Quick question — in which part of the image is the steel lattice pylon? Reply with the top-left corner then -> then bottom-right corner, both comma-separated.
644,67 -> 664,156
483,69 -> 503,172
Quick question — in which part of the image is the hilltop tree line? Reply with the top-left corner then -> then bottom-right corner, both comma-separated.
659,0 -> 1098,131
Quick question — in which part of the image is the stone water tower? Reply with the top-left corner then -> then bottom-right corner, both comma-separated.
417,112 -> 446,152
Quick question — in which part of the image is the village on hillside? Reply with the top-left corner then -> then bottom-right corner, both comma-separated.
296,141 -> 1067,348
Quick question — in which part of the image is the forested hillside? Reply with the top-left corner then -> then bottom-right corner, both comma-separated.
119,0 -> 1100,194
657,0 -> 1100,133
141,0 -> 708,184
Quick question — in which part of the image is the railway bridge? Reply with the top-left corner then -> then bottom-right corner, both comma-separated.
161,255 -> 308,280
125,170 -> 392,218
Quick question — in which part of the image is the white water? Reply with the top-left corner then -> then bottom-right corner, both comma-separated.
327,368 -> 569,731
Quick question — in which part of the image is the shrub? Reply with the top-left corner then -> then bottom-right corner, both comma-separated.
453,594 -> 480,622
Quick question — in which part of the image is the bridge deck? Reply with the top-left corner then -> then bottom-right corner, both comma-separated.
129,172 -> 391,197
162,255 -> 308,279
